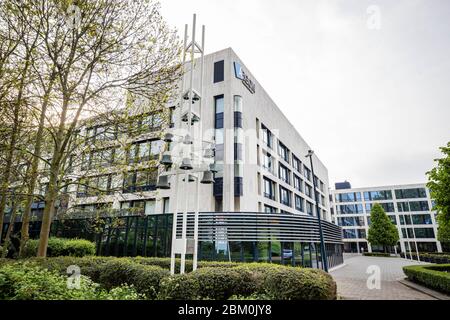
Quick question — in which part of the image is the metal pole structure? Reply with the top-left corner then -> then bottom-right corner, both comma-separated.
306,150 -> 329,272
170,24 -> 188,275
170,175 -> 180,274
402,219 -> 413,261
180,172 -> 189,274
193,176 -> 200,270
409,212 -> 420,262
168,13 -> 207,274
193,24 -> 205,272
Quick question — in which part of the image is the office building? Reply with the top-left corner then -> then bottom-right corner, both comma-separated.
331,182 -> 442,253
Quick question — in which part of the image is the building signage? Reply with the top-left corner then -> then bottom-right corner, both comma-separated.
233,61 -> 256,94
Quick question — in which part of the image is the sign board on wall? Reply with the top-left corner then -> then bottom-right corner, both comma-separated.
233,62 -> 256,94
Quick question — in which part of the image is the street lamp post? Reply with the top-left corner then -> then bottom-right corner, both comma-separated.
305,150 -> 329,272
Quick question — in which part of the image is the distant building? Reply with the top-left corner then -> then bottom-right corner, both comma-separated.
331,182 -> 442,253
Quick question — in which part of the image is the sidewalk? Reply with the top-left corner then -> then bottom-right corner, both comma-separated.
330,254 -> 436,300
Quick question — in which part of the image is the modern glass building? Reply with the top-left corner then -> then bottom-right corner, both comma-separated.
2,48 -> 343,270
331,182 -> 442,253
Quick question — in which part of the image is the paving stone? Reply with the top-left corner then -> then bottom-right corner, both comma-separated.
330,254 -> 436,300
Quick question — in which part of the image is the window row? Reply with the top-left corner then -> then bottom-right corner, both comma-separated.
79,139 -> 163,171
260,123 -> 324,189
263,177 -> 315,215
395,188 -> 427,199
397,201 -> 429,212
76,169 -> 158,197
401,228 -> 435,239
83,112 -> 164,143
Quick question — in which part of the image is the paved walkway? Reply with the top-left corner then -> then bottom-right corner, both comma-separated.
330,254 -> 436,300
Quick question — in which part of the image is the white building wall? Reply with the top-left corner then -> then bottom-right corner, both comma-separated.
68,48 -> 331,222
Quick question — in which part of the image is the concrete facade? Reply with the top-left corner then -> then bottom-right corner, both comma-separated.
60,48 -> 331,222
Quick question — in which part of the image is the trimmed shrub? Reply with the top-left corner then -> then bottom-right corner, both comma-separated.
132,257 -> 238,272
0,256 -> 338,300
363,252 -> 392,257
97,259 -> 170,299
191,267 -> 252,300
158,274 -> 200,300
22,238 -> 95,258
263,267 -> 336,300
0,264 -> 143,300
403,264 -> 450,294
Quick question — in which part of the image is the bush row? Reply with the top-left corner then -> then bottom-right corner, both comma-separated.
362,252 -> 392,257
403,264 -> 450,294
0,263 -> 143,300
400,252 -> 450,264
22,238 -> 96,258
157,263 -> 336,300
0,257 -> 337,300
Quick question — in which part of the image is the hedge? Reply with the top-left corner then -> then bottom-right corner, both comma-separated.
363,252 -> 392,257
403,264 -> 450,294
0,263 -> 143,300
97,259 -> 169,299
0,257 -> 337,300
158,262 -> 336,300
22,238 -> 96,258
132,256 -> 239,272
400,252 -> 450,264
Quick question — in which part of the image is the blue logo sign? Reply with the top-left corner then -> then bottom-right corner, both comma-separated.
234,61 -> 244,80
233,61 -> 255,94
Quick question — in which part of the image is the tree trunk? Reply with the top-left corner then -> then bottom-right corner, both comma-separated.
0,51 -> 32,243
37,98 -> 69,257
0,103 -> 20,243
1,197 -> 19,258
19,76 -> 54,257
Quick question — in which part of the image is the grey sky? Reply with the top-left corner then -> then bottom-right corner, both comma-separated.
160,0 -> 450,188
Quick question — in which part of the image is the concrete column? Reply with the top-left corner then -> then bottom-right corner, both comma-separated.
222,96 -> 234,212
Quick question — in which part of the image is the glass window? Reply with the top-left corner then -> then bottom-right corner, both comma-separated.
306,201 -> 313,216
150,140 -> 163,158
263,177 -> 275,200
264,205 -> 277,213
395,188 -> 427,199
358,229 -> 367,239
400,214 -> 432,225
338,217 -> 365,227
279,186 -> 291,207
295,195 -> 304,212
261,124 -> 273,149
138,141 -> 150,160
337,204 -> 364,214
336,192 -> 362,203
213,60 -> 224,83
278,164 -> 290,184
293,175 -> 303,192
303,165 -> 311,181
263,153 -> 273,173
402,228 -> 435,239
292,155 -> 302,174
278,141 -> 289,162
163,198 -> 170,213
343,229 -> 357,239
365,202 -> 395,213
305,184 -> 312,198
397,201 -> 429,212
409,201 -> 429,212
364,190 -> 393,201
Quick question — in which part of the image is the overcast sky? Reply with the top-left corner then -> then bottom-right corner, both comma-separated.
160,0 -> 450,188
